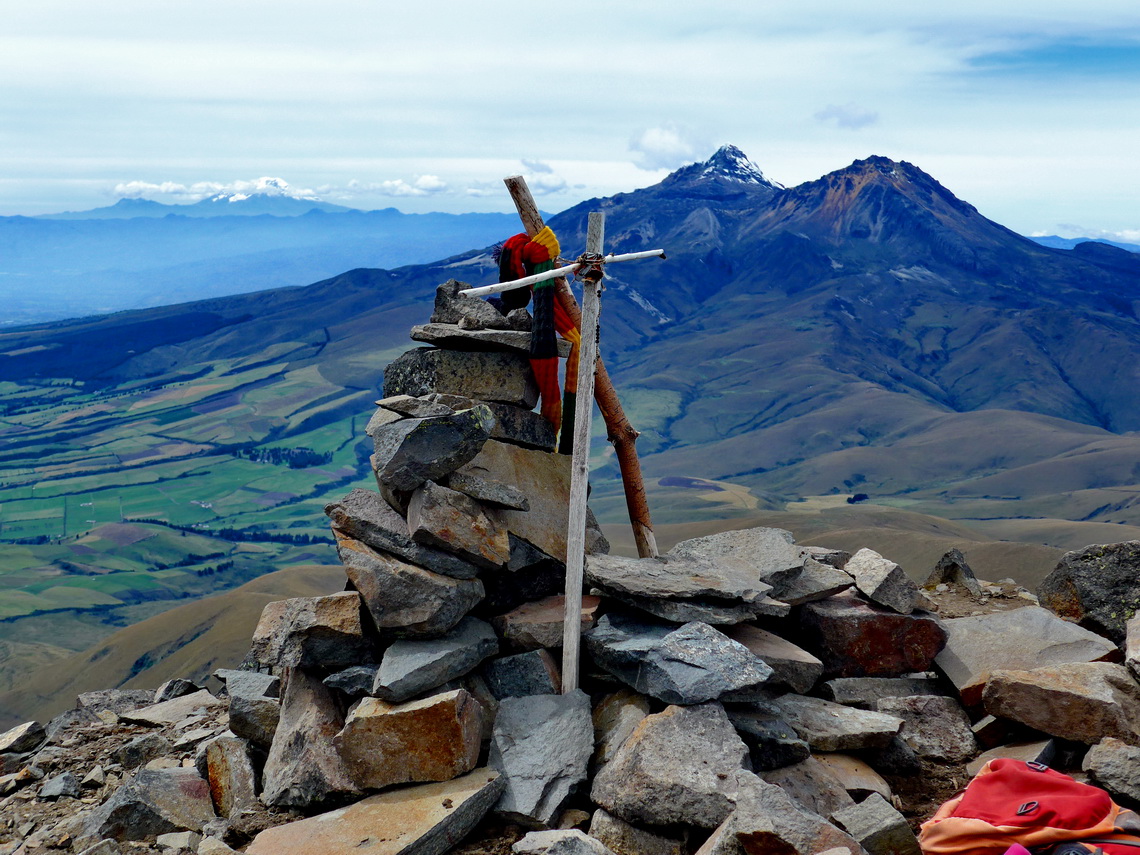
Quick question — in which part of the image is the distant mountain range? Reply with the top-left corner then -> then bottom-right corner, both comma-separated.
4,145 -> 1140,722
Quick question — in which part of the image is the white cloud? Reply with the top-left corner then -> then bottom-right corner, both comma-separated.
629,124 -> 709,171
370,175 -> 449,197
521,159 -> 553,174
113,176 -> 318,201
814,103 -> 880,130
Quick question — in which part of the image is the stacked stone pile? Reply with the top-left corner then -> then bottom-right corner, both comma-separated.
8,284 -> 1140,855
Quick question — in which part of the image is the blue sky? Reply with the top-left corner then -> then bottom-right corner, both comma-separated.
2,0 -> 1138,241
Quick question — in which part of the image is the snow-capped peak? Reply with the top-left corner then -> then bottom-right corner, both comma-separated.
209,177 -> 322,203
702,145 -> 783,188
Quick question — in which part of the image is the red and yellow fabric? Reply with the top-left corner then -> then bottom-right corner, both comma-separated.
495,227 -> 582,452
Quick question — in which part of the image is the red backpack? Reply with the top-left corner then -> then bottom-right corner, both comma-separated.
920,758 -> 1140,855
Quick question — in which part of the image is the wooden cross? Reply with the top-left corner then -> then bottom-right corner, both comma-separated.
460,178 -> 666,692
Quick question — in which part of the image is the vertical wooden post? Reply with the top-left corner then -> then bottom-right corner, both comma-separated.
503,175 -> 659,559
561,212 -> 604,693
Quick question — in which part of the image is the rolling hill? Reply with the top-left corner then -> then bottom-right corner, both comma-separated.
4,145 -> 1140,722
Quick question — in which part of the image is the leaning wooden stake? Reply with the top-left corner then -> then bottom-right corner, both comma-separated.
561,211 -> 604,692
503,175 -> 659,559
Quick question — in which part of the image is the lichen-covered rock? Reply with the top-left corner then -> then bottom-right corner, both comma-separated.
1038,541 -> 1140,643
384,347 -> 539,409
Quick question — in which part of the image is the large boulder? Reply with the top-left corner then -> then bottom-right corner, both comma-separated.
585,613 -> 773,704
1038,542 -> 1140,643
591,702 -> 758,830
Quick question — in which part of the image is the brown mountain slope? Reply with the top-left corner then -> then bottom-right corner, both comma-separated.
0,563 -> 342,728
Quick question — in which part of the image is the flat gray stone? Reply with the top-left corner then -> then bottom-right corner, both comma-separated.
608,591 -> 789,624
446,470 -> 530,510
337,531 -> 484,638
82,767 -> 215,842
376,394 -> 454,418
245,768 -> 504,855
430,395 -> 557,451
983,661 -> 1140,744
325,488 -> 481,579
934,605 -> 1117,707
39,771 -> 81,800
697,777 -> 863,855
512,830 -> 616,855
372,406 -> 495,492
591,702 -> 758,830
771,557 -> 854,606
831,792 -> 921,855
384,347 -> 539,409
483,649 -> 561,699
490,691 -> 593,826
846,548 -> 918,614
120,690 -> 224,727
1038,541 -> 1140,643
668,527 -> 805,587
1084,737 -> 1140,803
247,591 -> 372,671
820,677 -> 946,709
412,323 -> 572,357
407,480 -> 510,570
724,625 -> 823,694
771,694 -> 902,752
875,695 -> 977,763
373,617 -> 499,702
584,613 -> 773,705
261,668 -> 358,809
586,553 -> 774,610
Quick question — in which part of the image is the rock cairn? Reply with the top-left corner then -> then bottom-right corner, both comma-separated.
6,284 -> 1140,855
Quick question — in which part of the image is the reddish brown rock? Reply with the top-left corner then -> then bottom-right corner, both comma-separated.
407,481 -> 510,569
492,595 -> 601,651
798,590 -> 947,678
249,591 -> 372,670
245,768 -> 504,855
983,662 -> 1140,745
205,737 -> 258,818
334,689 -> 484,791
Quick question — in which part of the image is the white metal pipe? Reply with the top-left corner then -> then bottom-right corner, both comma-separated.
458,248 -> 665,297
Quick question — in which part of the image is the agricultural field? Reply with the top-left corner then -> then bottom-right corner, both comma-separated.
0,341 -> 380,682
